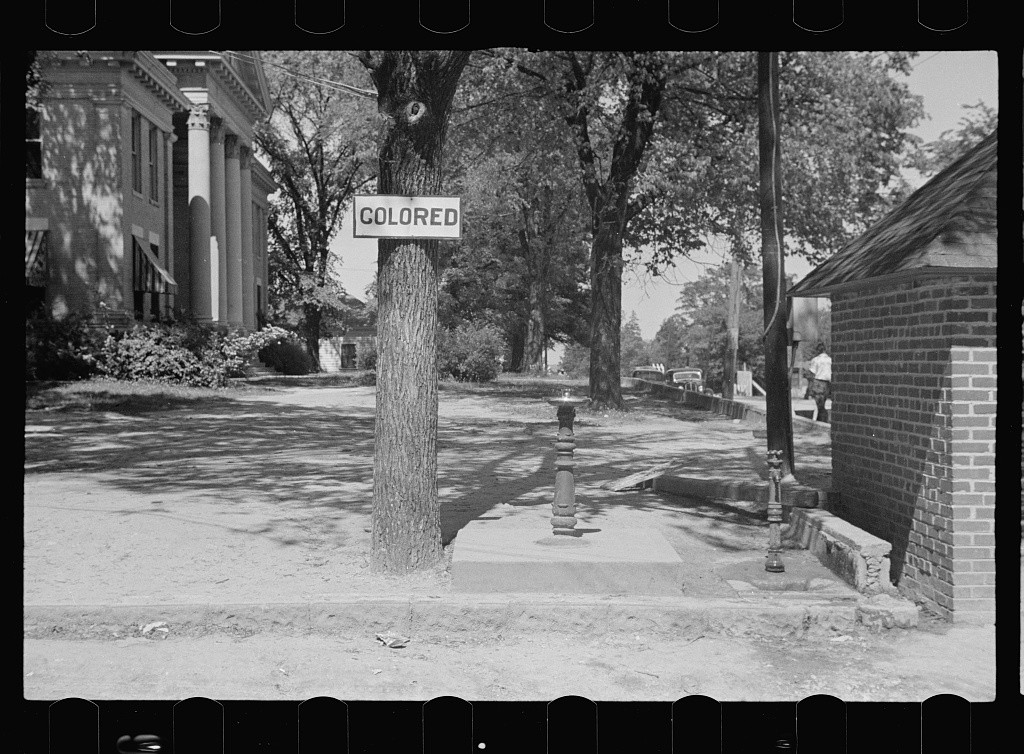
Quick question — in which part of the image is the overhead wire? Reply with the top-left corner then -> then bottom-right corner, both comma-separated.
213,50 -> 378,100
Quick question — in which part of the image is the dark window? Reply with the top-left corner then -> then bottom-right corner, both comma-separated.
148,126 -> 160,201
26,286 -> 46,317
341,343 -> 357,369
131,111 -> 143,194
26,109 -> 42,180
26,229 -> 48,316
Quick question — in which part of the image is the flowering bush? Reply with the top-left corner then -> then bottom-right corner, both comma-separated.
97,325 -> 209,385
96,323 -> 295,387
214,325 -> 292,377
438,323 -> 506,383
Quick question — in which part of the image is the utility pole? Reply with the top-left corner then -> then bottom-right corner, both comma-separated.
757,51 -> 795,478
723,254 -> 743,400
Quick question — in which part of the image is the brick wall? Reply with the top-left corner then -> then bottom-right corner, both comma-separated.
828,275 -> 996,622
25,62 -> 178,324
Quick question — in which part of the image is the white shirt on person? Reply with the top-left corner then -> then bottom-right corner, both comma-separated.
808,353 -> 832,381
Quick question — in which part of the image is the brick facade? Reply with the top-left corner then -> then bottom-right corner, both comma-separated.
828,274 -> 996,622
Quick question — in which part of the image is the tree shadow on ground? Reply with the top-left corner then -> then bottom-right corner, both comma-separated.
24,382 -> 825,554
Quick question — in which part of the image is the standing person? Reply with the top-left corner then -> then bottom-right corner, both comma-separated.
804,342 -> 832,422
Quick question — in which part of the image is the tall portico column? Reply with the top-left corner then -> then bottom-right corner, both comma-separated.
165,133 -> 176,281
224,134 -> 244,327
209,118 -> 227,323
186,105 -> 213,322
239,146 -> 256,330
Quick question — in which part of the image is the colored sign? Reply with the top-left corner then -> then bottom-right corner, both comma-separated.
353,195 -> 461,239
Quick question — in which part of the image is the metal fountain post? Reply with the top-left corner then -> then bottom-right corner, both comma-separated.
765,449 -> 785,572
546,389 -> 589,537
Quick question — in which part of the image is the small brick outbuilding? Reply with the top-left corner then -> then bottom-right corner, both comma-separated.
789,131 -> 997,623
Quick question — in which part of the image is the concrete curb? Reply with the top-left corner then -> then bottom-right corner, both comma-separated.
639,380 -> 831,435
25,585 -> 929,641
652,474 -> 825,508
785,508 -> 896,597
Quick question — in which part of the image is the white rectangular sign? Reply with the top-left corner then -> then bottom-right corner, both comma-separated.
353,195 -> 462,239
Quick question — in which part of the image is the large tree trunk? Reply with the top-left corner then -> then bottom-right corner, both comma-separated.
363,51 -> 470,573
562,54 -> 665,410
524,277 -> 546,371
723,256 -> 742,400
303,303 -> 323,372
588,212 -> 624,408
508,327 -> 526,372
758,52 -> 795,478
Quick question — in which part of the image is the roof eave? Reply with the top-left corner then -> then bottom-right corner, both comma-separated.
789,265 -> 998,298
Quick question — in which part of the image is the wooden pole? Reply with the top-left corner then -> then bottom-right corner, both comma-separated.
723,255 -> 742,400
757,51 -> 796,478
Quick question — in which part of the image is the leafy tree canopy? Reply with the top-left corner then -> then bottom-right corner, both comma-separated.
910,101 -> 998,176
628,51 -> 926,269
255,51 -> 378,364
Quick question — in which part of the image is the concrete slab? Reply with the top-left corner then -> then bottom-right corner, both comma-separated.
653,474 -> 824,508
450,522 -> 685,595
714,556 -> 857,597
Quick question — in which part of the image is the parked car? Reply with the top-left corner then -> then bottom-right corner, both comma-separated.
664,367 -> 703,391
630,366 -> 665,382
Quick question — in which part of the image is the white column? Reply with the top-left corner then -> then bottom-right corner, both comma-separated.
239,146 -> 255,330
165,132 -> 176,281
209,118 -> 227,323
186,105 -> 212,321
224,134 -> 244,327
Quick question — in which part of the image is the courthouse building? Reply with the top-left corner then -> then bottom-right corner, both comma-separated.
25,50 -> 275,330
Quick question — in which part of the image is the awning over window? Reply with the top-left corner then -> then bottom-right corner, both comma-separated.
132,237 -> 177,293
25,229 -> 48,286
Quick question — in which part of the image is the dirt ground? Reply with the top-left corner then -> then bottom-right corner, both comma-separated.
23,377 -> 999,701
24,618 -> 996,701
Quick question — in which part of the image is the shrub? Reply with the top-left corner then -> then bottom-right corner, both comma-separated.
25,311 -> 101,381
258,339 -> 315,375
215,325 -> 292,377
356,340 -> 377,371
438,323 -> 506,383
95,322 -> 296,388
97,325 -> 213,386
357,370 -> 377,386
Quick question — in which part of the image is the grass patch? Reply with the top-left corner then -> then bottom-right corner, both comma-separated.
25,378 -> 248,413
440,373 -> 587,401
25,371 -> 371,413
243,371 -> 369,389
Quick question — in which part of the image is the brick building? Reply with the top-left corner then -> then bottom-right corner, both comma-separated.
789,130 -> 997,623
25,50 -> 275,329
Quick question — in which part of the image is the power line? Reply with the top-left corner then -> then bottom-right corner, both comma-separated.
911,51 -> 944,69
213,50 -> 378,100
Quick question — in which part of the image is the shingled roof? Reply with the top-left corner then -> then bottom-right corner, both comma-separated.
789,129 -> 997,297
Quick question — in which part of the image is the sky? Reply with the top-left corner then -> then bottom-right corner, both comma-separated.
328,50 -> 999,342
